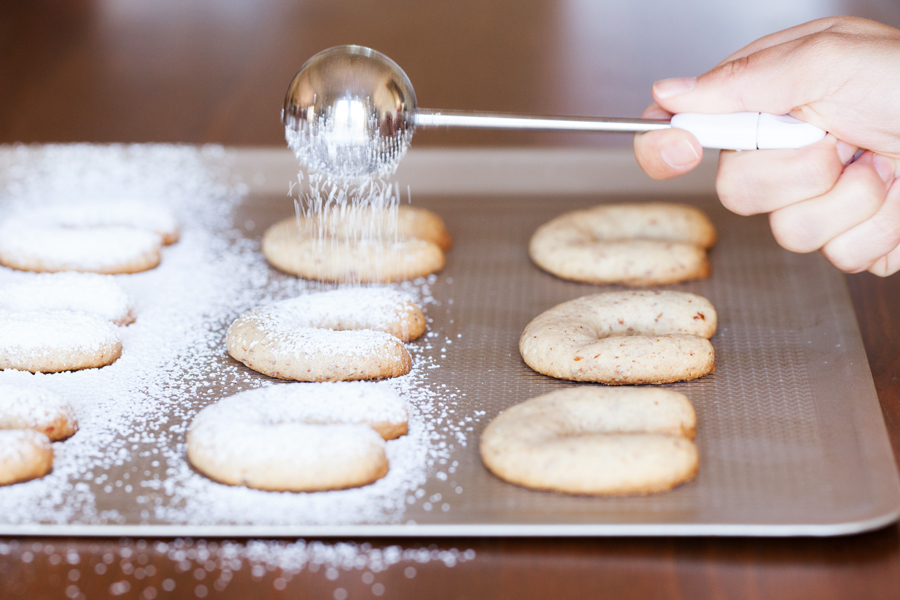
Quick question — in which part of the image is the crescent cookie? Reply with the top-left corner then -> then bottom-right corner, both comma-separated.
0,431 -> 53,487
529,202 -> 716,286
187,382 -> 408,492
227,288 -> 425,382
262,205 -> 450,282
0,200 -> 179,274
0,309 -> 122,373
520,291 -> 716,384
0,273 -> 136,326
0,386 -> 78,441
0,386 -> 78,486
480,387 -> 698,495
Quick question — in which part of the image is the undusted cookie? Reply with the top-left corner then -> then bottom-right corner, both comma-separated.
0,200 -> 179,274
520,291 -> 716,384
529,202 -> 716,286
187,382 -> 408,491
0,386 -> 78,441
262,205 -> 449,282
480,387 -> 698,495
0,430 -> 53,486
0,273 -> 136,326
227,288 -> 424,382
0,309 -> 122,373
396,205 -> 453,251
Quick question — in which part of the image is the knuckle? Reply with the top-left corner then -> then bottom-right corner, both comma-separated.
715,179 -> 752,216
715,159 -> 756,216
822,245 -> 865,273
716,56 -> 754,90
770,211 -> 817,253
800,145 -> 843,193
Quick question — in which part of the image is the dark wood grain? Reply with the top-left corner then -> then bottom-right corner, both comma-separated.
2,1 -> 900,598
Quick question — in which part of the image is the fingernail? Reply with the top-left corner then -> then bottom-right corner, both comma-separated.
835,140 -> 857,165
661,138 -> 700,168
873,154 -> 895,184
653,77 -> 696,99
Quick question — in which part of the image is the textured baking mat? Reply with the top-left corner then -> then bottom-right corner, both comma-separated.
0,145 -> 897,537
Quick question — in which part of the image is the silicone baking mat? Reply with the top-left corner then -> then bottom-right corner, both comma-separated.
0,145 -> 897,537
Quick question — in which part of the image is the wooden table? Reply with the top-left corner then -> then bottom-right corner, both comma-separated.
2,1 -> 899,598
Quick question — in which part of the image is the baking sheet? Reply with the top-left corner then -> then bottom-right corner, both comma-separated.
0,145 -> 897,537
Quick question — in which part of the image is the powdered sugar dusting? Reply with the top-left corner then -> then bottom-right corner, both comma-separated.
254,287 -> 417,331
0,222 -> 161,272
188,383 -> 408,481
45,200 -> 179,241
0,429 -> 50,463
0,273 -> 134,325
0,144 -> 477,531
0,385 -> 75,431
0,309 -> 120,355
191,383 -> 408,438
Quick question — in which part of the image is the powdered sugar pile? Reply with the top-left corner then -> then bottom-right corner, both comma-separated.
0,144 -> 477,531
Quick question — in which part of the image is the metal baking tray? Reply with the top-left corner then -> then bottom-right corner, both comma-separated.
0,145 -> 897,537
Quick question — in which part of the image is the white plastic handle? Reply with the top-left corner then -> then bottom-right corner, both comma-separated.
670,112 -> 826,150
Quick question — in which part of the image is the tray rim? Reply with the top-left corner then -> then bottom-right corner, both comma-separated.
3,510 -> 898,538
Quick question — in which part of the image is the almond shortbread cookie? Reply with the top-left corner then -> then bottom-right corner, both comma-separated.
0,273 -> 136,326
262,205 -> 449,283
227,288 -> 424,382
520,291 -> 716,384
529,202 -> 716,286
0,200 -> 179,274
0,387 -> 79,486
187,383 -> 408,492
480,387 -> 698,495
0,310 -> 122,373
0,431 -> 53,487
0,386 -> 78,441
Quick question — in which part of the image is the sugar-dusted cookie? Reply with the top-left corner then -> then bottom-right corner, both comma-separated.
480,387 -> 698,495
0,386 -> 78,486
227,288 -> 424,382
0,200 -> 179,274
520,291 -> 716,384
529,202 -> 716,286
187,382 -> 408,491
0,273 -> 136,326
0,310 -> 122,373
262,205 -> 449,282
0,385 -> 78,441
0,430 -> 53,487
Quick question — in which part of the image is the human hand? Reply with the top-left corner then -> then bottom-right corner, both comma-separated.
633,16 -> 900,276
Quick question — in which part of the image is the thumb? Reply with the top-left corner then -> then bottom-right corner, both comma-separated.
651,36 -> 840,127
